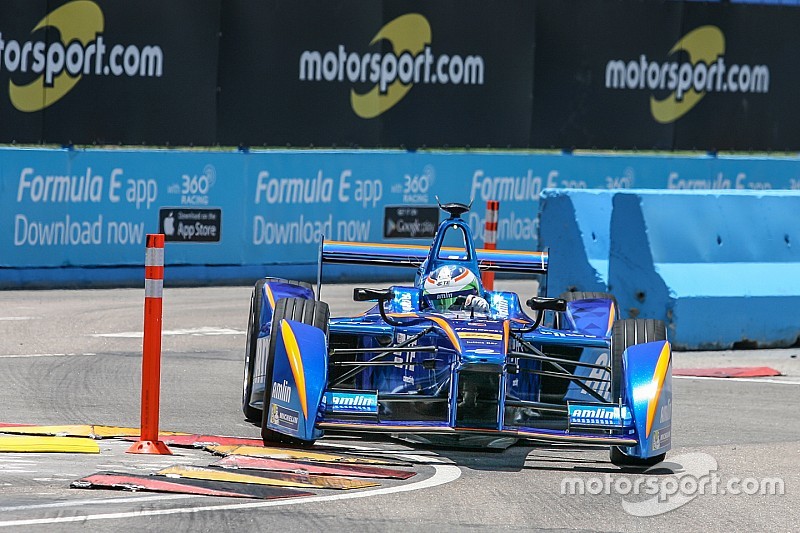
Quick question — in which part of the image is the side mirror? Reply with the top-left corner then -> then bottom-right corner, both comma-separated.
526,297 -> 567,312
353,287 -> 394,302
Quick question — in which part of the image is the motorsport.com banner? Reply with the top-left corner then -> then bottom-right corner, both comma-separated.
0,0 -> 798,150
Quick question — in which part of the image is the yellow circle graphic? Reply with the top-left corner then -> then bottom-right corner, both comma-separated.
350,14 -> 431,119
650,26 -> 725,124
9,0 -> 104,113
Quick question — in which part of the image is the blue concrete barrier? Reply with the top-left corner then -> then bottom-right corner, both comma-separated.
539,189 -> 800,349
538,189 -> 612,295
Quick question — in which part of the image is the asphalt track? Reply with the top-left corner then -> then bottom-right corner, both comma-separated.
0,282 -> 798,532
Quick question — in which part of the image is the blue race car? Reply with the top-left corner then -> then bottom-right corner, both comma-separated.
242,202 -> 672,467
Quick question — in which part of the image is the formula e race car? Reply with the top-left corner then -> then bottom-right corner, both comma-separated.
241,202 -> 672,467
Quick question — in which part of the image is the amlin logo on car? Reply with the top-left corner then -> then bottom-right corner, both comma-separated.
604,25 -> 770,123
298,13 -> 485,118
1,0 -> 164,112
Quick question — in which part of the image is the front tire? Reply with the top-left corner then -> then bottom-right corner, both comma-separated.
610,446 -> 665,468
609,318 -> 668,468
242,278 -> 314,423
559,291 -> 619,306
261,297 -> 329,446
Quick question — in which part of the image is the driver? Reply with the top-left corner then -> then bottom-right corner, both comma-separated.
421,265 -> 489,313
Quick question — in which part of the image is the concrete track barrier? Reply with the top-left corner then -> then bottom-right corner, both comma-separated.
539,189 -> 800,350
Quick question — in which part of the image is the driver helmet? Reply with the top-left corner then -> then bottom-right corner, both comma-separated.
422,264 -> 481,312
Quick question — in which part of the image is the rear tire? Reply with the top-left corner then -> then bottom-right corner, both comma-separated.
242,279 -> 314,423
261,297 -> 329,446
242,279 -> 266,422
609,318 -> 668,468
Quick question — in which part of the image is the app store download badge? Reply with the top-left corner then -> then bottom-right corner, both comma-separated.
159,208 -> 221,243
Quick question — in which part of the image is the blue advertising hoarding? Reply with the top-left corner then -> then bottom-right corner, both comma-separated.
1,147 -> 799,285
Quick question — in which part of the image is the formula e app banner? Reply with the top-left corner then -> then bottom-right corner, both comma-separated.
217,0 -> 535,148
0,0 -> 220,145
531,0 -> 800,151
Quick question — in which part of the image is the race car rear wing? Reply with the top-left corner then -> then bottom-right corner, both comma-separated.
321,240 -> 548,275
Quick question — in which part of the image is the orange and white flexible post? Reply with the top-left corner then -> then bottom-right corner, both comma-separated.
481,200 -> 499,291
127,234 -> 172,455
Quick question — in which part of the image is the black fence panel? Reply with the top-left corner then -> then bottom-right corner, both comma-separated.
217,0 -> 535,148
0,0 -> 220,146
0,0 -> 797,150
671,3 -> 800,151
530,0 -> 683,150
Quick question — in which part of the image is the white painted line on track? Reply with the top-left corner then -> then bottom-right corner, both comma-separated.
0,353 -> 95,358
0,353 -> 67,358
0,317 -> 35,321
674,375 -> 800,385
0,459 -> 461,528
92,327 -> 245,338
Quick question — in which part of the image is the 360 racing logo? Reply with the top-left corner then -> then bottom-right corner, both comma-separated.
604,26 -> 770,123
1,0 -> 164,112
299,14 -> 485,118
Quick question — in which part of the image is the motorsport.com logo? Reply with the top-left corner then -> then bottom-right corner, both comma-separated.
298,14 -> 484,118
300,44 -> 484,94
1,0 -> 164,112
603,26 -> 770,123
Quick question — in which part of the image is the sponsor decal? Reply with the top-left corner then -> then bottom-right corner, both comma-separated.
269,403 -> 300,431
568,404 -> 622,426
490,295 -> 510,318
393,291 -> 415,313
660,398 -> 672,424
271,379 -> 292,404
457,331 -> 502,340
394,332 -> 417,370
652,428 -> 671,451
159,208 -> 221,243
298,13 -> 485,118
604,26 -> 770,123
538,330 -> 596,339
580,352 -> 611,400
3,0 -> 165,112
474,348 -> 499,355
324,391 -> 379,415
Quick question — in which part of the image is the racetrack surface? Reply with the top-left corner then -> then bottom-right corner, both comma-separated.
0,282 -> 797,532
